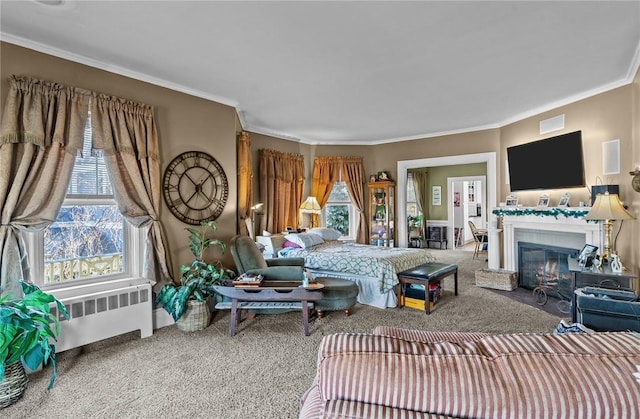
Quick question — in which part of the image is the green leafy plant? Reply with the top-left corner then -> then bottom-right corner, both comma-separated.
0,280 -> 69,390
156,221 -> 233,321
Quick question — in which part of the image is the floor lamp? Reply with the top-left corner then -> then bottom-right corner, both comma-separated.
584,192 -> 634,267
249,203 -> 264,240
299,196 -> 321,228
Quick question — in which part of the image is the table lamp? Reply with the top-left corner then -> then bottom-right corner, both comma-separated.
299,196 -> 321,228
584,192 -> 634,266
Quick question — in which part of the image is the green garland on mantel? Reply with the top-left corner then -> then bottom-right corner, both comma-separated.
492,207 -> 591,219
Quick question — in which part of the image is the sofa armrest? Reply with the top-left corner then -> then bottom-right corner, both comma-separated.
266,257 -> 305,267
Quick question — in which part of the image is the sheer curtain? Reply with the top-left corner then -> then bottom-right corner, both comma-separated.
91,93 -> 173,291
236,131 -> 252,236
0,76 -> 89,296
259,149 -> 304,233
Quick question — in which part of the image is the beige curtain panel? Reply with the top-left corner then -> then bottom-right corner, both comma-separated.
410,170 -> 429,239
236,131 -> 252,237
341,157 -> 368,244
0,74 -> 174,295
311,156 -> 367,244
0,75 -> 89,296
91,92 -> 173,291
259,149 -> 304,233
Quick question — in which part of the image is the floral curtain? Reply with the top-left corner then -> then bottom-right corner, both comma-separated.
236,131 -> 252,236
259,149 -> 304,233
91,93 -> 173,292
0,76 -> 89,296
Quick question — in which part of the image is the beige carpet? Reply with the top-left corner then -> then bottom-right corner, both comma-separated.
4,249 -> 563,418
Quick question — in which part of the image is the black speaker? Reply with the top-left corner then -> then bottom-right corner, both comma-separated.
591,185 -> 619,205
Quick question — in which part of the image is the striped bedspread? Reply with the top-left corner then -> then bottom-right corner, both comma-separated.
279,241 -> 434,292
300,329 -> 640,418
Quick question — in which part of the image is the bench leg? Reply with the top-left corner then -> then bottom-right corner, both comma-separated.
454,270 -> 458,296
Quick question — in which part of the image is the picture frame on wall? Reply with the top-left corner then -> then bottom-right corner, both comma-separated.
505,195 -> 518,206
537,194 -> 550,208
558,192 -> 571,207
432,185 -> 442,206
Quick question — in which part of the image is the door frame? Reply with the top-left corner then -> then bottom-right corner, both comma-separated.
396,152 -> 497,248
448,176 -> 487,248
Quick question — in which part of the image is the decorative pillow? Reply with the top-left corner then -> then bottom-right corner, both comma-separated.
286,232 -> 324,248
553,319 -> 595,334
282,240 -> 301,248
308,227 -> 342,241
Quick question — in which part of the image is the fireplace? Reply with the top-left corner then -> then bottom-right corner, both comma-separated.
518,242 -> 578,298
494,209 -> 603,271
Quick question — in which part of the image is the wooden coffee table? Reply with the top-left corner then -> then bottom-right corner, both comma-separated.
213,281 -> 324,336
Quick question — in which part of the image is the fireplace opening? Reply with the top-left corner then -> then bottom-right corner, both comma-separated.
518,242 -> 578,299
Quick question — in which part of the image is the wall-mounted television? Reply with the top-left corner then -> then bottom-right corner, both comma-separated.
507,130 -> 585,192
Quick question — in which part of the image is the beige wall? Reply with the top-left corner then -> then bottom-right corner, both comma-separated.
425,163 -> 487,220
0,42 -> 239,275
500,85 -> 636,267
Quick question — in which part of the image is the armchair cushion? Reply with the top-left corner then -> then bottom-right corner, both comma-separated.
230,235 -> 306,281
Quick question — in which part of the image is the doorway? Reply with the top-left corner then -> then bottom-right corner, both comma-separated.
397,152 -> 497,248
448,176 -> 486,248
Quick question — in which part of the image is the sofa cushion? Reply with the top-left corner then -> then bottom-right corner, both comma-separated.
373,326 -> 489,343
310,332 -> 640,418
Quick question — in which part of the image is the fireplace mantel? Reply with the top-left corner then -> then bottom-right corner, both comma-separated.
489,207 -> 603,271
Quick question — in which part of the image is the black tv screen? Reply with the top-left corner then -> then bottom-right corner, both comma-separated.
507,131 -> 585,192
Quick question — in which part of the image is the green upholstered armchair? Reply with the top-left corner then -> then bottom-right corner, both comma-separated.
230,235 -> 305,281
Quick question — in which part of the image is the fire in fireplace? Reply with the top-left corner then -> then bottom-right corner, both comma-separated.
518,242 -> 578,299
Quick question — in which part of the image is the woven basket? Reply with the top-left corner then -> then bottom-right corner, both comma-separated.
176,299 -> 211,332
0,361 -> 28,409
475,269 -> 518,291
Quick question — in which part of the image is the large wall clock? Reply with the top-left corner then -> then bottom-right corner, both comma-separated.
163,151 -> 229,225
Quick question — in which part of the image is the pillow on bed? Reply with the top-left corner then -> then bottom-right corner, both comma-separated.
307,227 -> 342,241
282,239 -> 301,248
286,232 -> 324,248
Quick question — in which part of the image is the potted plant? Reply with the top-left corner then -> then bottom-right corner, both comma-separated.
0,280 -> 69,407
156,221 -> 233,332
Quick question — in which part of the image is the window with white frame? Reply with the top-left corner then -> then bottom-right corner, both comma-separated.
322,181 -> 358,240
28,114 -> 141,288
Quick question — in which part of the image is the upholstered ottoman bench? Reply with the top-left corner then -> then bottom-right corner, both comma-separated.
396,262 -> 458,314
314,277 -> 359,318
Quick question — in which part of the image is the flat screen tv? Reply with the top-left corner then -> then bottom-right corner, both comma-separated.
507,130 -> 585,192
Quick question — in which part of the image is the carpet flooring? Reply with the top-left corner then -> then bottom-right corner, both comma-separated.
3,248 -> 564,418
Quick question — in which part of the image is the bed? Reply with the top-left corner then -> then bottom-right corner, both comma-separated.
278,235 -> 435,308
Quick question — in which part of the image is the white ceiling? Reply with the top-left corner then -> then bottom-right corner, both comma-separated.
1,1 -> 639,145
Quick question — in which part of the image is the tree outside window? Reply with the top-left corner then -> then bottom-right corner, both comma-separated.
323,181 -> 357,240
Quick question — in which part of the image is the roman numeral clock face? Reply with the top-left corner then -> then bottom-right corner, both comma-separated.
162,151 -> 229,225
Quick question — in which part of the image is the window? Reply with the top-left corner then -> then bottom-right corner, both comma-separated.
27,114 -> 142,289
322,181 -> 358,240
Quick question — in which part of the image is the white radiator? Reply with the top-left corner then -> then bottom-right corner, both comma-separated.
50,278 -> 153,353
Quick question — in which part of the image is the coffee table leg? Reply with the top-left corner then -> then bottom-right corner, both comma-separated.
230,298 -> 238,337
302,300 -> 310,336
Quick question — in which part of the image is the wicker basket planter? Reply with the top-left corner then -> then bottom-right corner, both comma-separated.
0,361 -> 28,409
176,299 -> 211,332
475,268 -> 518,291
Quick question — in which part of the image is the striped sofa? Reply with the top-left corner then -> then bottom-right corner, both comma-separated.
299,326 -> 640,418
